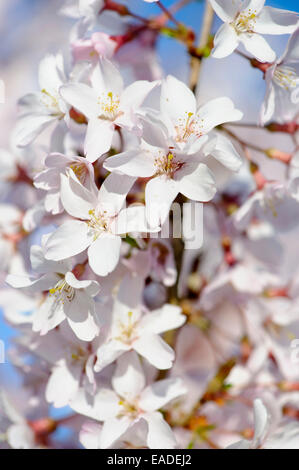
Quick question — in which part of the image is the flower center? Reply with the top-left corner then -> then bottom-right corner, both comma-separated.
175,112 -> 204,143
87,209 -> 109,240
98,91 -> 120,121
41,89 -> 64,117
118,398 -> 139,419
49,278 -> 75,304
232,10 -> 257,34
117,311 -> 138,345
273,66 -> 298,90
69,162 -> 88,184
154,151 -> 183,178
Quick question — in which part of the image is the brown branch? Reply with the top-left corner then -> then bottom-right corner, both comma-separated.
189,1 -> 214,92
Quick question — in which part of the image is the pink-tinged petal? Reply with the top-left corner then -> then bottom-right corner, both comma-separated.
113,351 -> 146,400
139,304 -> 185,335
60,173 -> 97,219
120,80 -> 158,110
34,168 -> 61,190
282,29 -> 299,63
79,422 -> 101,449
45,220 -> 91,261
45,152 -> 73,168
60,83 -> 98,119
88,232 -> 121,276
134,334 -> 175,369
140,378 -> 186,412
254,6 -> 299,35
160,75 -> 196,125
14,114 -> 57,147
211,23 -> 239,59
84,118 -> 114,162
197,97 -> 243,133
143,412 -> 177,449
104,149 -> 155,177
95,340 -> 129,372
45,361 -> 80,407
240,33 -> 276,63
91,59 -> 124,96
178,163 -> 216,202
99,173 -> 136,216
99,417 -> 132,449
209,0 -> 240,22
145,176 -> 179,227
203,133 -> 242,171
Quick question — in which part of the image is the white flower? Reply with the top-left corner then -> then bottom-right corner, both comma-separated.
34,152 -> 96,214
14,54 -> 69,147
44,171 -> 157,276
60,59 -> 158,162
6,237 -> 100,341
210,0 -> 299,62
95,281 -> 185,371
228,399 -> 299,449
105,75 -> 242,226
261,28 -> 299,124
71,351 -> 186,449
0,391 -> 35,449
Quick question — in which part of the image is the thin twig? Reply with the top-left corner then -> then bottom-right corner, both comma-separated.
189,1 -> 214,92
156,0 -> 181,27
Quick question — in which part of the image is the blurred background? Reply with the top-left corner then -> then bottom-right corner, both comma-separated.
0,0 -> 298,385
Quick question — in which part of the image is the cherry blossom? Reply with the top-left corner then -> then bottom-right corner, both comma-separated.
210,0 -> 299,62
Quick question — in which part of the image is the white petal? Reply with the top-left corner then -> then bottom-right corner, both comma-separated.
95,340 -> 128,372
254,6 -> 299,35
252,399 -> 269,447
178,163 -> 216,202
120,80 -> 158,110
60,173 -> 97,219
134,334 -> 175,369
240,33 -> 276,62
113,352 -> 145,400
91,58 -> 124,96
15,114 -> 57,147
104,149 -> 155,178
99,416 -> 132,449
212,23 -> 239,59
145,176 -> 179,227
143,412 -> 177,449
160,75 -> 196,125
84,118 -> 114,162
98,172 -> 136,216
114,205 -> 158,235
67,291 -> 99,341
203,133 -> 242,171
197,97 -> 243,133
46,361 -> 80,407
60,83 -> 98,119
45,220 -> 91,261
140,378 -> 186,412
209,0 -> 240,22
7,424 -> 35,449
88,233 -> 121,276
70,388 -> 120,421
139,304 -> 185,335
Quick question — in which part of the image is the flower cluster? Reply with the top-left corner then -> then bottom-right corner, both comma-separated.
1,0 -> 299,450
